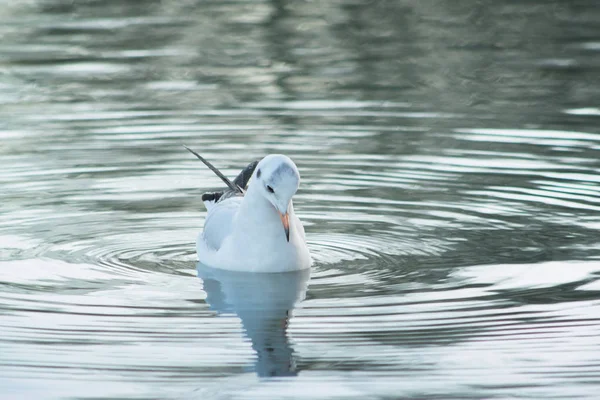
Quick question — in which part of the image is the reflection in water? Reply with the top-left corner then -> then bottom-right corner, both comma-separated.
197,263 -> 310,377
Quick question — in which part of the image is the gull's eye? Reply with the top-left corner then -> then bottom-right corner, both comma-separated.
266,185 -> 274,193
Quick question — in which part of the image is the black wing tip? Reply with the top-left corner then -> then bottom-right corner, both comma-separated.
202,192 -> 223,202
232,159 -> 260,191
183,145 -> 242,194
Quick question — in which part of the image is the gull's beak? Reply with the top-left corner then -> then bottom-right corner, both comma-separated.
278,211 -> 290,242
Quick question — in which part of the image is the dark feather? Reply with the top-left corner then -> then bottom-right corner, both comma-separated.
186,146 -> 260,204
184,145 -> 242,193
201,192 -> 223,202
232,160 -> 259,191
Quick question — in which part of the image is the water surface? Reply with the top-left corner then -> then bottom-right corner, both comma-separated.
1,1 -> 600,399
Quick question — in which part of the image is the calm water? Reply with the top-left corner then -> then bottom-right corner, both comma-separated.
2,1 -> 600,399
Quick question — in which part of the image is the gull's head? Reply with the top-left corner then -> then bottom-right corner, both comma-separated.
254,155 -> 300,241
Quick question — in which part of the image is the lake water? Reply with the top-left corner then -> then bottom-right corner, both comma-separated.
2,1 -> 600,399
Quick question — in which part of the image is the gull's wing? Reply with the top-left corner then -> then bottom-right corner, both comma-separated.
185,145 -> 258,195
184,148 -> 258,209
184,146 -> 241,193
232,160 -> 259,191
203,196 -> 243,250
184,147 -> 260,250
201,161 -> 259,250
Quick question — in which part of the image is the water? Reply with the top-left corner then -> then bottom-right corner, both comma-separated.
1,0 -> 600,398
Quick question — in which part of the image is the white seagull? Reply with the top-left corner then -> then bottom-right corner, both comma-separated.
185,146 -> 311,272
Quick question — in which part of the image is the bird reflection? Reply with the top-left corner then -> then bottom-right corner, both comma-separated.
197,262 -> 310,377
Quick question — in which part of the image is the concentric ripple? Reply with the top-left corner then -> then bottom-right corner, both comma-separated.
4,114 -> 600,398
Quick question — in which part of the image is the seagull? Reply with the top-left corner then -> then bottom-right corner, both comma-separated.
185,146 -> 311,272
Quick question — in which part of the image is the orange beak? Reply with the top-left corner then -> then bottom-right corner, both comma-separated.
278,212 -> 290,242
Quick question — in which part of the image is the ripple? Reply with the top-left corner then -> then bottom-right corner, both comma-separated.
2,0 -> 600,398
